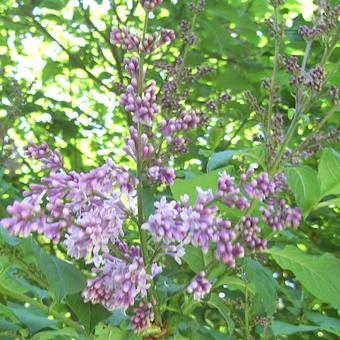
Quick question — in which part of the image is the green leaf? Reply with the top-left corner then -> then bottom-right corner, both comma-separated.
271,321 -> 318,336
38,0 -> 67,10
214,275 -> 255,294
0,319 -> 20,332
268,245 -> 340,309
182,246 -> 205,273
8,303 -> 59,335
318,148 -> 340,197
33,243 -> 86,302
244,258 -> 277,316
30,327 -> 79,340
207,151 -> 236,172
238,146 -> 267,169
316,198 -> 340,209
285,166 -> 320,217
304,311 -> 340,336
67,294 -> 111,334
171,167 -> 228,204
207,294 -> 234,335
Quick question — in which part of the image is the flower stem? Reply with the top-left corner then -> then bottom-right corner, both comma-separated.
0,283 -> 84,333
244,282 -> 251,340
136,8 -> 161,325
266,6 -> 281,142
269,39 -> 313,174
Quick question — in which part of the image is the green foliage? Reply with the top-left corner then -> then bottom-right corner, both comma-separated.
285,165 -> 320,216
268,245 -> 340,309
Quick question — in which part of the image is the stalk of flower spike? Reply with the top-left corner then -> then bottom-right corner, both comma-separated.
135,7 -> 161,324
136,8 -> 150,269
266,1 -> 283,151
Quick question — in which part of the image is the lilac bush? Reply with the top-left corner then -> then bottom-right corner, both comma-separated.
1,0 -> 339,338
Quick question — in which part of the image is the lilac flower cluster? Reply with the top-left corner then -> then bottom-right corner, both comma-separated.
143,168 -> 300,270
82,252 -> 151,310
0,141 -> 162,311
261,199 -> 301,230
131,301 -> 156,332
187,271 -> 212,300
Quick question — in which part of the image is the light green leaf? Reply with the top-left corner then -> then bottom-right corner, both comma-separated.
171,167 -> 226,205
318,148 -> 340,197
285,166 -> 320,216
268,246 -> 340,309
182,246 -> 205,273
316,198 -> 340,209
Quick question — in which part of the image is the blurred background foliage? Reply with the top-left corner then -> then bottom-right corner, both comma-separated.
0,0 -> 339,338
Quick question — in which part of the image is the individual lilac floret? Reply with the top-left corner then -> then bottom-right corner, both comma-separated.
140,0 -> 163,10
131,301 -> 156,333
82,253 -> 151,311
243,172 -> 275,201
163,243 -> 185,264
260,199 -> 301,230
215,229 -> 244,267
216,172 -> 249,210
237,216 -> 267,252
187,272 -> 212,301
25,140 -> 63,170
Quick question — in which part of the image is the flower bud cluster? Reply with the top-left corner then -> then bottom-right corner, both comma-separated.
25,140 -> 62,170
329,85 -> 339,104
148,159 -> 176,186
187,271 -> 212,300
260,199 -> 301,230
140,0 -> 162,10
236,216 -> 267,252
111,26 -> 175,53
131,301 -> 156,332
298,25 -> 322,40
124,126 -> 154,161
242,171 -> 276,201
